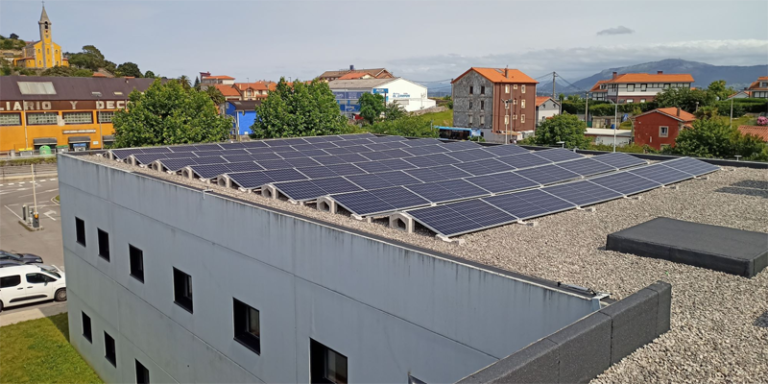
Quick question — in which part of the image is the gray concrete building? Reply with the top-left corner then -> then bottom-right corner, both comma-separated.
59,153 -> 613,384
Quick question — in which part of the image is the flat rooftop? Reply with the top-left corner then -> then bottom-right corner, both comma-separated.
81,147 -> 768,383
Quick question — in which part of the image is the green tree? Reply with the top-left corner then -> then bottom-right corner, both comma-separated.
144,70 -> 156,78
40,66 -> 94,77
526,114 -> 592,148
205,86 -> 226,105
384,103 -> 406,121
193,76 -> 200,90
655,87 -> 715,112
67,45 -> 106,71
358,93 -> 386,125
251,78 -> 348,138
367,114 -> 437,137
112,80 -> 231,148
116,62 -> 142,78
707,80 -> 735,101
673,117 -> 767,160
177,75 -> 192,90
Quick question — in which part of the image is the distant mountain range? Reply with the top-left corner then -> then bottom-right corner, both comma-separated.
424,59 -> 767,97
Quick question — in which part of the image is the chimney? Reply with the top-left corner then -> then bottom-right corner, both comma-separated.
350,65 -> 355,71
657,71 -> 663,74
504,67 -> 509,78
612,71 -> 618,79
676,107 -> 681,117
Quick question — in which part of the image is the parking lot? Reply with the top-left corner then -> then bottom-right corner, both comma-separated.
0,177 -> 64,317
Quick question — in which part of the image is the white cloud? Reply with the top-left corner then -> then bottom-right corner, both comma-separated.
385,39 -> 768,81
597,26 -> 634,36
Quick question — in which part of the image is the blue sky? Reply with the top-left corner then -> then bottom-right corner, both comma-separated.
1,0 -> 766,83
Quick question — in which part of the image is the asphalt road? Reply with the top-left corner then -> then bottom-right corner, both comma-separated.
0,177 -> 65,316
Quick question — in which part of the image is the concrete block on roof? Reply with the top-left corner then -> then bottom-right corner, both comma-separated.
645,281 -> 672,335
456,339 -> 559,384
599,288 -> 658,365
545,312 -> 612,384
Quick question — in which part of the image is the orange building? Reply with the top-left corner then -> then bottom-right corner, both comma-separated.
0,76 -> 154,152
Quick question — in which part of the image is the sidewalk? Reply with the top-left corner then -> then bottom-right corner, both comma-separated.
0,302 -> 67,327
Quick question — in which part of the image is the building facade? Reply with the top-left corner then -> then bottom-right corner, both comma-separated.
590,71 -> 694,103
318,66 -> 394,82
534,96 -> 560,126
585,128 -> 632,146
633,107 -> 696,150
59,154 -> 602,384
746,76 -> 768,99
0,76 -> 153,152
452,68 -> 538,138
222,100 -> 260,136
329,78 -> 436,118
13,5 -> 69,69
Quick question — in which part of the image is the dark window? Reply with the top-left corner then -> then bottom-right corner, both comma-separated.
480,86 -> 485,95
104,332 -> 117,367
173,268 -> 193,313
129,245 -> 144,283
480,100 -> 485,110
0,275 -> 21,288
233,298 -> 260,354
469,86 -> 473,94
76,217 -> 86,246
310,339 -> 347,384
135,359 -> 150,384
98,229 -> 110,261
468,101 -> 473,110
82,312 -> 92,342
26,273 -> 55,284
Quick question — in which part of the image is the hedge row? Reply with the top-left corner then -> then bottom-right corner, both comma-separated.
0,157 -> 57,167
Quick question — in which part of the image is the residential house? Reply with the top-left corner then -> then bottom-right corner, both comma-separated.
585,128 -> 632,147
746,76 -> 768,99
223,100 -> 261,136
633,107 -> 696,150
589,80 -> 608,101
328,78 -> 436,118
590,71 -> 694,104
738,125 -> 768,142
534,96 -> 560,126
234,81 -> 276,101
727,90 -> 752,99
451,67 -> 538,141
201,75 -> 235,86
214,84 -> 243,101
318,65 -> 394,82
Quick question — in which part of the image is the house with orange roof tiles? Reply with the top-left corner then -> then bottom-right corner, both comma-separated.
451,67 -> 538,141
633,107 -> 696,150
738,125 -> 768,142
745,76 -> 768,99
534,96 -> 560,126
200,74 -> 236,86
589,71 -> 694,104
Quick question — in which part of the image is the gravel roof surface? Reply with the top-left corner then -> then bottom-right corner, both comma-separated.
85,155 -> 768,383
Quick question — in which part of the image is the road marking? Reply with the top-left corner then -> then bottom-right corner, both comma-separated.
3,205 -> 23,220
44,210 -> 57,221
7,183 -> 14,186
38,179 -> 46,182
17,188 -> 28,191
18,182 -> 25,185
0,184 -> 4,187
17,189 -> 58,199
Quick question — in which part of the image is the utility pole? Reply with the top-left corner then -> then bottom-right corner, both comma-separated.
730,98 -> 734,127
31,164 -> 39,228
552,72 -> 556,101
584,92 -> 589,126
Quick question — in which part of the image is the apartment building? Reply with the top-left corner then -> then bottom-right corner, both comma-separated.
590,71 -> 694,103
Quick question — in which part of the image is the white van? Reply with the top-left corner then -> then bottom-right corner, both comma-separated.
0,264 -> 66,312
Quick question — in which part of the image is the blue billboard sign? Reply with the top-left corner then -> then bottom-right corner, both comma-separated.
372,88 -> 389,94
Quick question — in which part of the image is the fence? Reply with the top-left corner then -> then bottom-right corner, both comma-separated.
0,163 -> 58,180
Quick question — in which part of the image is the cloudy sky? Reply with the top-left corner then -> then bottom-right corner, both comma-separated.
1,0 -> 766,83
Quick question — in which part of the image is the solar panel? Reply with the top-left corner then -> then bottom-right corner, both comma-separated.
403,145 -> 445,156
661,157 -> 720,176
405,165 -> 470,183
335,138 -> 374,147
219,143 -> 246,150
542,180 -> 623,207
378,158 -> 417,171
280,149 -> 328,158
111,148 -> 143,159
466,172 -> 539,193
312,177 -> 362,195
303,136 -> 338,143
345,173 -> 394,190
168,147 -> 196,153
372,186 -> 430,211
404,155 -> 444,168
141,147 -> 173,154
325,163 -> 367,177
407,200 -> 514,237
367,135 -> 405,143
628,164 -> 691,185
375,171 -> 423,187
292,165 -> 334,179
340,133 -> 376,139
457,159 -> 515,176
273,180 -> 325,201
513,164 -> 581,185
223,154 -> 257,163
133,153 -> 167,165
190,163 -> 231,179
159,158 -> 198,171
483,189 -> 575,220
332,190 -> 394,216
256,159 -> 293,170
335,153 -> 370,163
267,138 -> 307,147
241,141 -> 269,148
192,144 -> 222,151
589,172 -> 662,196
448,149 -> 497,162
265,168 -> 307,182
323,147 -> 354,155
555,158 -> 616,177
193,150 -> 227,158
285,157 -> 321,168
249,152 -> 282,161
312,155 -> 349,165
354,161 -> 395,173
269,146 -> 299,153
496,153 -> 552,169
533,148 -> 583,162
225,161 -> 264,173
404,138 -> 443,147
591,153 -> 647,169
227,171 -> 274,189
438,141 -> 481,151
379,141 -> 411,149
307,141 -> 340,149
406,179 -> 489,203
370,149 -> 412,159
481,144 -> 530,156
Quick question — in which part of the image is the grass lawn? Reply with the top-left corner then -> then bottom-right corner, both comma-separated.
418,109 -> 453,126
0,313 -> 102,384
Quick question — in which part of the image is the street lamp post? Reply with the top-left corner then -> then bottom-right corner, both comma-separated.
96,94 -> 103,149
607,98 -> 619,153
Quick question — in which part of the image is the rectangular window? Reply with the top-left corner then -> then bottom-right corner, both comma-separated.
26,112 -> 58,125
104,332 -> 117,367
98,111 -> 115,123
521,114 -> 525,123
640,99 -> 646,103
480,86 -> 485,95
173,268 -> 193,313
468,115 -> 473,125
480,115 -> 485,126
513,99 -> 517,105
75,217 -> 86,246
626,99 -> 634,103
310,339 -> 348,384
513,84 -> 518,90
82,312 -> 92,343
663,83 -> 670,89
521,85 -> 526,94
659,126 -> 669,137
135,360 -> 150,384
627,84 -> 635,92
233,298 -> 261,354
505,85 -> 510,93
0,275 -> 21,288
469,86 -> 473,94
480,100 -> 484,110
97,229 -> 110,261
63,112 -> 93,125
129,245 -> 144,283
0,113 -> 22,126
513,114 -> 517,120
469,101 -> 473,110
641,83 -> 647,91
521,99 -> 526,109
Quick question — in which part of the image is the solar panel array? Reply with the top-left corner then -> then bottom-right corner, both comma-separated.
407,157 -> 720,237
112,134 -> 720,238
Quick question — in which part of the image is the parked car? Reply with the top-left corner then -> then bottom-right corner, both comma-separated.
0,260 -> 25,268
0,264 -> 66,312
0,250 -> 44,264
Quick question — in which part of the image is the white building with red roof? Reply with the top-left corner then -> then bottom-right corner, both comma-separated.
589,71 -> 694,104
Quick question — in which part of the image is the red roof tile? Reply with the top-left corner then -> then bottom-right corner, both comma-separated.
452,67 -> 538,84
606,73 -> 694,84
214,84 -> 241,97
535,96 -> 553,106
738,125 -> 768,141
637,107 -> 696,122
204,75 -> 235,80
